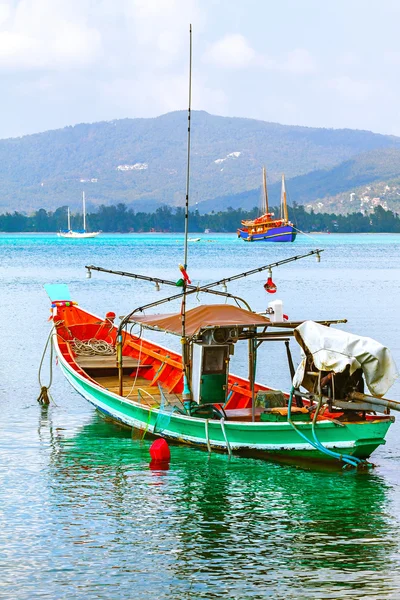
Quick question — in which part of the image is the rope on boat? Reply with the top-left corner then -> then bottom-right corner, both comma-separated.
37,326 -> 55,405
205,419 -> 212,453
137,388 -> 156,405
310,390 -> 362,468
287,387 -> 361,468
141,397 -> 156,439
125,326 -> 144,398
292,225 -> 319,242
220,418 -> 232,456
71,338 -> 115,356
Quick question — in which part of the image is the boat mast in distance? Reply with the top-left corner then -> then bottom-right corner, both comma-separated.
237,168 -> 296,243
83,191 -> 87,233
281,174 -> 289,222
262,166 -> 269,215
57,191 -> 101,239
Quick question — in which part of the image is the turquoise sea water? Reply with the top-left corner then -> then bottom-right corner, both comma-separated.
2,232 -> 400,599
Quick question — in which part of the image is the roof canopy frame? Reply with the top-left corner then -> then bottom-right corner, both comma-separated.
126,306 -> 347,342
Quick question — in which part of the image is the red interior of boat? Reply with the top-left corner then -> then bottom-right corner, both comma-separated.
51,303 -> 389,423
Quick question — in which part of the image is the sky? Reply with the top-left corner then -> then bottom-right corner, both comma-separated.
1,0 -> 400,139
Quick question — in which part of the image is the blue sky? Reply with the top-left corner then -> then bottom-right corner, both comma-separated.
1,0 -> 400,138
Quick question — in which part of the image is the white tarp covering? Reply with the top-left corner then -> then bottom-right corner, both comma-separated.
293,321 -> 398,397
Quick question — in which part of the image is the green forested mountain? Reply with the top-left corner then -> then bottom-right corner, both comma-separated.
1,110 -> 400,214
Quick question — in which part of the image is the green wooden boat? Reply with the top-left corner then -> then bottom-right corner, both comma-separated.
43,269 -> 398,469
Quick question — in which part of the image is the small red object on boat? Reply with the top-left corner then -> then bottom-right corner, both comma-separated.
149,438 -> 171,462
264,276 -> 277,294
178,264 -> 191,284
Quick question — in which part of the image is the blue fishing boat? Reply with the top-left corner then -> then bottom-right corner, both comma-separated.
238,169 -> 296,242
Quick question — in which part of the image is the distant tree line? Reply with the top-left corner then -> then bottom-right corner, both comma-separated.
1,203 -> 400,233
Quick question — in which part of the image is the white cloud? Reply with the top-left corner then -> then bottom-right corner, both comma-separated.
337,52 -> 361,68
203,34 -> 257,68
0,3 -> 10,26
0,0 -> 102,70
99,71 -> 227,118
384,50 -> 400,65
125,0 -> 202,68
281,48 -> 316,75
203,36 -> 316,75
0,0 -> 398,139
326,76 -> 372,100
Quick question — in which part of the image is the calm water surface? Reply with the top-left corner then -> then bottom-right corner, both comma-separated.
1,232 -> 400,599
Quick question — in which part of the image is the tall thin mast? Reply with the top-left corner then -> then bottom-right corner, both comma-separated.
281,174 -> 288,222
82,192 -> 86,232
262,166 -> 269,215
67,207 -> 71,231
181,24 -> 193,410
183,25 -> 192,270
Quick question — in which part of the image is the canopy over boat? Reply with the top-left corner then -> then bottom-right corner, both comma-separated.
293,320 -> 399,397
128,304 -> 271,337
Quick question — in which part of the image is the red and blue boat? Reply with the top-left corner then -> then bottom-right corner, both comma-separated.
238,170 -> 296,242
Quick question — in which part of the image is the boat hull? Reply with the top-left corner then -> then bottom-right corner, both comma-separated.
57,231 -> 100,238
54,337 -> 391,466
238,225 -> 297,242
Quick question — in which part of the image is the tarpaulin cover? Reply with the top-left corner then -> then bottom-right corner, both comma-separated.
293,320 -> 398,397
128,304 -> 270,337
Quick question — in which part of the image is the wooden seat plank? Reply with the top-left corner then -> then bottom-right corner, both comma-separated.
76,355 -> 145,368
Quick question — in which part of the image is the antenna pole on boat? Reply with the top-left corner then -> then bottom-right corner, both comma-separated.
183,24 -> 192,272
262,167 -> 269,215
181,24 -> 193,412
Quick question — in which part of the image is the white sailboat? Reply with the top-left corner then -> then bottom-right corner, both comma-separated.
57,192 -> 101,239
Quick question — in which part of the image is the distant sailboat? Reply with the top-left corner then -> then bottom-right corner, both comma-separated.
57,192 -> 101,239
237,168 -> 296,242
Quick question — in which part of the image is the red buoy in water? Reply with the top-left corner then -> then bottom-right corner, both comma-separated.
149,438 -> 171,462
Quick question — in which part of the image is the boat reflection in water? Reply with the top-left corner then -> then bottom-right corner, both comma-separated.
39,407 -> 400,599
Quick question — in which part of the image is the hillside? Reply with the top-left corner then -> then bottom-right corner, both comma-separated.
197,147 -> 400,214
304,178 -> 400,214
1,111 -> 400,213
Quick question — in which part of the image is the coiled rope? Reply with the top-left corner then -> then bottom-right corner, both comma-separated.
71,338 -> 115,356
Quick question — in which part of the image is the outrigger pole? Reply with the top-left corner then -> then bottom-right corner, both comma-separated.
87,248 -> 324,318
85,265 -> 252,309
